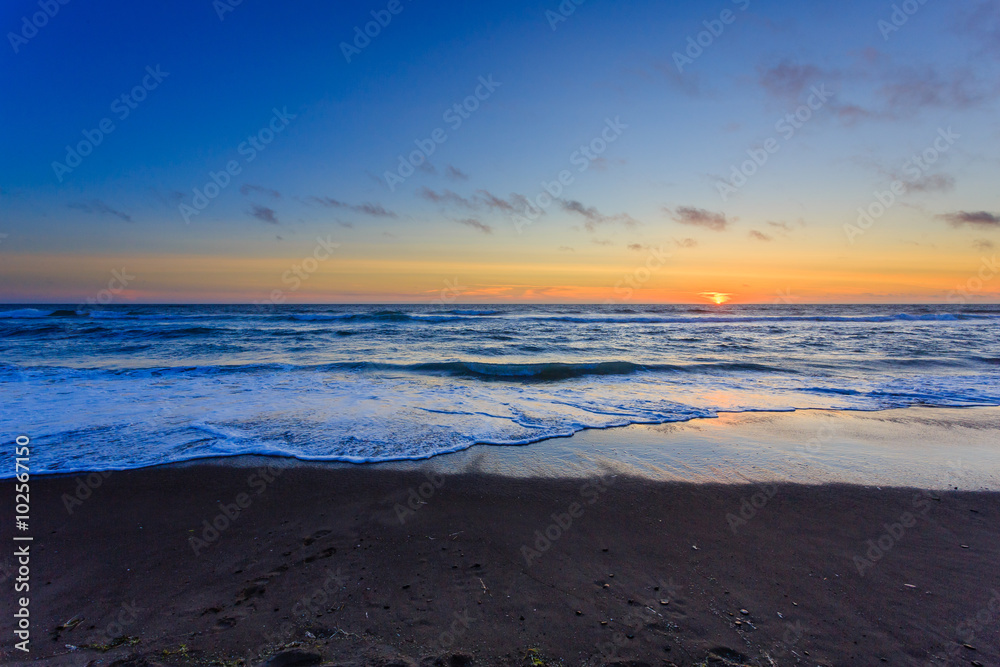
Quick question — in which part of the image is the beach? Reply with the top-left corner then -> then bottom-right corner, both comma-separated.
4,408 -> 999,667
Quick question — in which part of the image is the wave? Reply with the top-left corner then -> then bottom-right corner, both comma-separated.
0,359 -> 796,382
278,311 -> 996,325
4,308 -> 996,327
0,308 -> 56,318
517,313 -> 987,324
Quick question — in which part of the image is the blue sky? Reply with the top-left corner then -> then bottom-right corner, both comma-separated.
1,0 -> 998,302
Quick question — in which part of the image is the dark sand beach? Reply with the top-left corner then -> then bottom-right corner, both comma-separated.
3,409 -> 999,667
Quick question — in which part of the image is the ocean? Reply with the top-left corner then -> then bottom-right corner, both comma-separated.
1,303 -> 998,477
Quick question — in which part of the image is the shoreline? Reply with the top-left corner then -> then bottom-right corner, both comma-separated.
14,405 -> 1000,490
2,407 -> 999,666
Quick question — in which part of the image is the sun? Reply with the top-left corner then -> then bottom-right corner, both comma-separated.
699,292 -> 732,305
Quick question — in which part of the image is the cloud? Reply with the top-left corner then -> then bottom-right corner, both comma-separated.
958,1 -> 1000,59
150,188 -> 185,208
306,197 -> 396,218
939,211 -> 1000,228
973,239 -> 995,251
455,218 -> 493,234
558,246 -> 575,252
627,243 -> 645,251
878,67 -> 991,116
418,187 -> 473,208
67,200 -> 133,223
559,199 -> 639,232
249,205 -> 279,224
674,237 -> 698,248
906,173 -> 956,193
446,165 -> 469,181
651,60 -> 703,97
240,184 -> 281,198
666,206 -> 728,231
749,230 -> 773,241
417,161 -> 436,175
592,238 -> 613,246
765,219 -> 806,235
561,199 -> 602,221
419,188 -> 539,218
475,190 -> 517,214
588,157 -> 626,172
759,60 -> 825,99
758,54 -> 999,124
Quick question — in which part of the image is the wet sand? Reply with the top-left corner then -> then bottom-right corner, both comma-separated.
2,409 -> 999,666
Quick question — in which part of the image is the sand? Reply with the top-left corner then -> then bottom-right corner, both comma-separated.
2,409 -> 999,667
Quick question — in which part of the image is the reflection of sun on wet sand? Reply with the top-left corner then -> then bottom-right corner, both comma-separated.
4,408 -> 999,667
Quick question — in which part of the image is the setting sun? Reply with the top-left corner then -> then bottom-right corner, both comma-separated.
699,292 -> 732,305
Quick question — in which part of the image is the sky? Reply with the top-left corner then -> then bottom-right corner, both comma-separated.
1,0 -> 998,304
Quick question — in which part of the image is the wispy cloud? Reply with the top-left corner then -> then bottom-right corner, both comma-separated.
455,217 -> 493,234
749,230 -> 773,241
306,197 -> 397,218
939,211 -> 1000,228
150,188 -> 185,208
418,187 -> 472,208
67,200 -> 133,223
759,60 -> 826,99
973,239 -> 995,251
906,173 -> 956,193
666,206 -> 728,231
446,165 -> 469,181
758,55 -> 998,123
559,199 -> 639,232
419,188 -> 537,218
249,205 -> 279,224
240,184 -> 281,198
